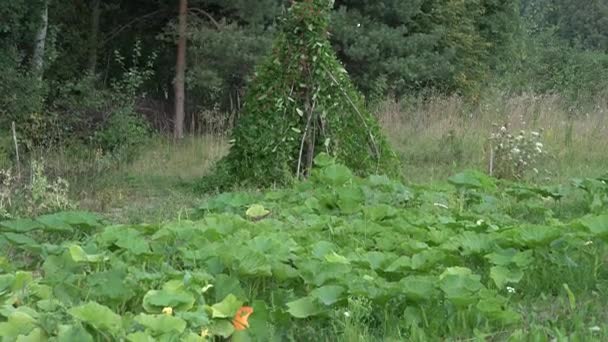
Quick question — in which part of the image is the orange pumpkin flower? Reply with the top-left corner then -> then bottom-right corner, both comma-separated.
232,306 -> 254,331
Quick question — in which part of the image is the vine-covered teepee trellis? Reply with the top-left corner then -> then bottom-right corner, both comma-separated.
202,0 -> 399,190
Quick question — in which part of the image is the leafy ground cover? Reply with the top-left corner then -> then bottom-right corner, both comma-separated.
1,154 -> 608,341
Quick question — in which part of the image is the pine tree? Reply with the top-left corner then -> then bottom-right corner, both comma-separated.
201,0 -> 399,191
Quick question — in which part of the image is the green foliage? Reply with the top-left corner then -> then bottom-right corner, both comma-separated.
0,160 -> 74,220
523,0 -> 608,52
330,0 -> 521,97
93,109 -> 151,162
495,0 -> 608,100
489,124 -> 548,180
202,0 -> 399,191
3,158 -> 608,340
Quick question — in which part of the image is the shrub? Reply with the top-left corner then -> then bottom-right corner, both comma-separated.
489,124 -> 547,180
0,159 -> 74,219
93,109 -> 151,163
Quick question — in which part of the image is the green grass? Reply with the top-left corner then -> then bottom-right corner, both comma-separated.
36,135 -> 229,224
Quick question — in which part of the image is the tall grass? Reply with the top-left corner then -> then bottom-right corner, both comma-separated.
377,91 -> 608,183
15,91 -> 606,222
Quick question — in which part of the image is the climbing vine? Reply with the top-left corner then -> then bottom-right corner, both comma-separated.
201,0 -> 399,191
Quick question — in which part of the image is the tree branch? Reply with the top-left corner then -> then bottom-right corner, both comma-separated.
188,8 -> 222,30
101,10 -> 166,47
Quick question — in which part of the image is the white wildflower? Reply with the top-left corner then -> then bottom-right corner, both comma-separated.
585,241 -> 593,246
344,311 -> 351,318
590,326 -> 601,332
506,286 -> 516,294
500,126 -> 507,132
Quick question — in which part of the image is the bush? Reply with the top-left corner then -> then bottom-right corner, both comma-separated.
93,109 -> 151,162
489,124 -> 548,180
0,159 -> 74,219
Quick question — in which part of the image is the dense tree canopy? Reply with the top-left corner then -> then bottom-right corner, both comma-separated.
1,0 -> 607,142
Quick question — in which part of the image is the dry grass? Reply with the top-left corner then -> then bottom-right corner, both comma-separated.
31,134 -> 229,223
377,92 -> 608,183
20,92 -> 606,222
126,134 -> 229,181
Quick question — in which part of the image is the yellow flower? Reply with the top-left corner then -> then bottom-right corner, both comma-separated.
201,328 -> 210,337
162,307 -> 173,316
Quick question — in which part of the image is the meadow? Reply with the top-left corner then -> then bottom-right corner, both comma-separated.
2,93 -> 608,341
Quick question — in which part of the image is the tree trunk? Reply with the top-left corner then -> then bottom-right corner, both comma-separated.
88,0 -> 101,74
173,0 -> 188,140
32,0 -> 49,76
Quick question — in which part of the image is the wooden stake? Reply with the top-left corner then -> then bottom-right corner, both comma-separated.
11,122 -> 20,179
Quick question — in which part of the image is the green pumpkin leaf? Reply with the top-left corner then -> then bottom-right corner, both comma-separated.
0,219 -> 43,233
126,331 -> 155,342
68,245 -> 107,263
245,204 -> 270,220
56,324 -> 94,342
490,266 -> 524,289
209,319 -> 235,338
135,314 -> 187,334
0,311 -> 37,340
142,288 -> 195,313
68,302 -> 122,335
209,294 -> 243,318
399,276 -> 438,302
311,285 -> 345,305
286,296 -> 324,318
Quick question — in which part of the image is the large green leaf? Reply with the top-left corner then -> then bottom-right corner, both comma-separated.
209,319 -> 235,338
68,302 -> 122,335
286,296 -> 324,318
56,324 -> 94,342
384,256 -> 412,273
514,225 -> 561,246
311,285 -> 345,305
209,294 -> 243,318
68,245 -> 107,263
0,311 -> 37,340
399,276 -> 438,302
38,211 -> 104,231
0,219 -> 43,233
2,233 -> 38,247
135,314 -> 187,334
578,214 -> 608,237
490,266 -> 524,289
15,327 -> 45,341
142,288 -> 196,313
485,249 -> 533,267
448,170 -> 495,190
337,186 -> 365,214
245,204 -> 270,220
476,289 -> 521,324
439,267 -> 484,307
320,164 -> 353,186
126,331 -> 155,342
